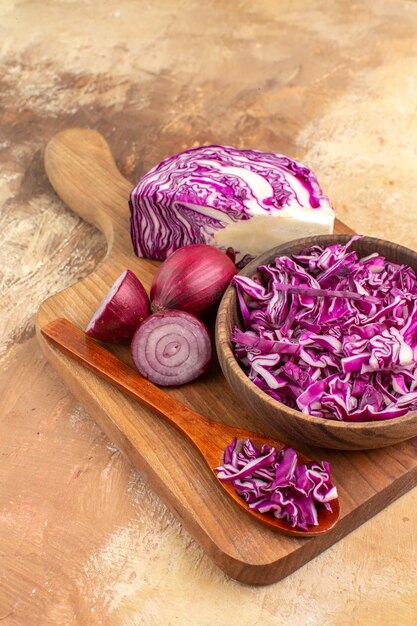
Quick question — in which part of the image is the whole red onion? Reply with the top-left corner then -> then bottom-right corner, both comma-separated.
150,244 -> 237,317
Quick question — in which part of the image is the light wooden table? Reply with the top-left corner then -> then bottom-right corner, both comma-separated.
0,1 -> 416,624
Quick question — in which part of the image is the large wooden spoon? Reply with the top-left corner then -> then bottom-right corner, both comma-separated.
41,317 -> 340,537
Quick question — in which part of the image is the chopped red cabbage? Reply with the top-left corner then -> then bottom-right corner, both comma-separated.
232,236 -> 417,421
216,438 -> 337,530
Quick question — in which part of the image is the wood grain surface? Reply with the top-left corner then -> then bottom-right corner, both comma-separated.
1,2 -> 417,623
36,127 -> 417,586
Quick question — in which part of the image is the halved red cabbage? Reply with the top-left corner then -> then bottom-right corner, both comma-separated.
232,236 -> 417,421
129,145 -> 334,266
216,438 -> 337,530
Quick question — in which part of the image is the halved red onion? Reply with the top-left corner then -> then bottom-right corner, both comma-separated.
86,269 -> 150,344
131,309 -> 212,386
150,244 -> 237,317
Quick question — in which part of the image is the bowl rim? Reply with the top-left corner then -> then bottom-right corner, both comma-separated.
216,234 -> 417,432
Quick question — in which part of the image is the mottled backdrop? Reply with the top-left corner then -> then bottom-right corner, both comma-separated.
1,1 -> 416,625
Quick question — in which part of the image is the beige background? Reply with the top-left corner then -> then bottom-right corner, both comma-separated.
1,1 -> 416,624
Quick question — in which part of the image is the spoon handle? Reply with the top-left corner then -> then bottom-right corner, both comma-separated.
41,318 -> 220,451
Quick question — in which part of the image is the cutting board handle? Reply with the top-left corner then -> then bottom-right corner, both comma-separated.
44,128 -> 133,252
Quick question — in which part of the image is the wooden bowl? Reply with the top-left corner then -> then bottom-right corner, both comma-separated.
216,235 -> 417,450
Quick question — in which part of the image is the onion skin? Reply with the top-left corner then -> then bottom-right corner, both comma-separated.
86,269 -> 150,344
131,309 -> 212,386
150,244 -> 237,317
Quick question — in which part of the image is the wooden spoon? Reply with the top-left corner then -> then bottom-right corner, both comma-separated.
41,318 -> 340,537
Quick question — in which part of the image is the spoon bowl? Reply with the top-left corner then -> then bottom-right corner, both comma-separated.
41,318 -> 340,537
209,437 -> 340,537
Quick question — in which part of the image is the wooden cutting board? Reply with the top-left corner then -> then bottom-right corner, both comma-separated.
36,128 -> 417,586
